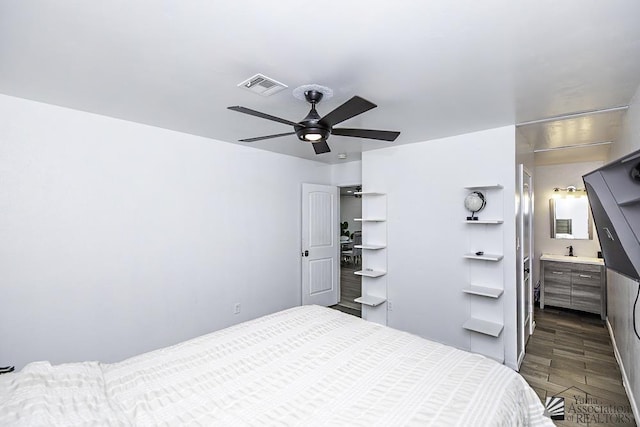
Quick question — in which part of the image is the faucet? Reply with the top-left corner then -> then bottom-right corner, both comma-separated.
567,245 -> 574,257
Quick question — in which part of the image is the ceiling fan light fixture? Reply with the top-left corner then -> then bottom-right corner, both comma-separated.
303,133 -> 323,142
297,126 -> 330,143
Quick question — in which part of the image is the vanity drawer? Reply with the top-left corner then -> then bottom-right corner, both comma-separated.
576,263 -> 603,274
544,261 -> 573,273
544,269 -> 571,286
572,271 -> 601,288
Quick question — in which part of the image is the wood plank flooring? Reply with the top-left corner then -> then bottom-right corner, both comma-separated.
330,262 -> 362,317
522,306 -> 635,426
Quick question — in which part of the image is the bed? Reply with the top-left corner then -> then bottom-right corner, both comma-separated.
0,305 -> 552,426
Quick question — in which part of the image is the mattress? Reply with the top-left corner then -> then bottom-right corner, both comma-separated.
0,305 -> 553,426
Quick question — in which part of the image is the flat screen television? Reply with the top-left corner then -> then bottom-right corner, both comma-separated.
583,148 -> 640,282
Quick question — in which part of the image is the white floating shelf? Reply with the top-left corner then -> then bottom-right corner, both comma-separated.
354,269 -> 387,278
464,184 -> 503,190
354,218 -> 386,222
462,285 -> 504,298
354,295 -> 387,307
463,219 -> 504,224
463,318 -> 504,337
463,253 -> 504,261
354,192 -> 385,196
354,244 -> 387,250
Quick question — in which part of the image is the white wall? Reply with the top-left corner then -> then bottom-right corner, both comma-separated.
331,160 -> 361,186
606,86 -> 640,416
533,162 -> 603,282
362,126 -> 518,368
0,95 -> 332,369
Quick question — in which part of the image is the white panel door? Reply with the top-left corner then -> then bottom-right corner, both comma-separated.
301,183 -> 339,306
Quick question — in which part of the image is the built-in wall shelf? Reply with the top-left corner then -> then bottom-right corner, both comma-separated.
462,285 -> 504,298
463,253 -> 504,261
354,244 -> 387,250
463,318 -> 504,337
355,269 -> 387,278
357,190 -> 388,325
462,182 -> 505,363
619,195 -> 640,206
354,192 -> 385,196
354,295 -> 387,307
464,184 -> 504,190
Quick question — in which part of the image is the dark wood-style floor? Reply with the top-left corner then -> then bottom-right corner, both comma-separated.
521,306 -> 635,426
330,262 -> 362,317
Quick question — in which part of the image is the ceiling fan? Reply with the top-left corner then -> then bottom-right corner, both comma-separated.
227,89 -> 401,155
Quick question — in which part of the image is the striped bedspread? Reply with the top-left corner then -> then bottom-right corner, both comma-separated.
0,305 -> 553,426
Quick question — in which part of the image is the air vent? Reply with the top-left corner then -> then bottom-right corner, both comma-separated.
237,74 -> 287,97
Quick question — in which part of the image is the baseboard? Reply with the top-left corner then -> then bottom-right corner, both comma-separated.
606,318 -> 639,421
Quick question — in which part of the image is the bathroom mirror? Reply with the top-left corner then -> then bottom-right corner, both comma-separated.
549,197 -> 593,239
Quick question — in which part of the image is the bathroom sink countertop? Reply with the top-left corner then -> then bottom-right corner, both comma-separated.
540,253 -> 604,265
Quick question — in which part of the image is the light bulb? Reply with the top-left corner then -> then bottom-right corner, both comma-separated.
304,133 -> 323,141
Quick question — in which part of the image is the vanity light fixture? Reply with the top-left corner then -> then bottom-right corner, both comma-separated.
553,186 -> 586,194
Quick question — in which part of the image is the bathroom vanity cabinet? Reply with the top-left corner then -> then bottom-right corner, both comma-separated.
540,254 -> 606,320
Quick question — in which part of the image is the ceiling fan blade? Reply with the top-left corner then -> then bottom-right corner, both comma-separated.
228,106 -> 300,127
238,132 -> 296,142
318,96 -> 377,127
331,128 -> 400,142
312,140 -> 331,155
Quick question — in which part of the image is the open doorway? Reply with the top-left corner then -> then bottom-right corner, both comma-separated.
333,185 -> 363,317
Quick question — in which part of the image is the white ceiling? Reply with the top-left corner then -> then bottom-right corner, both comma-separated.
1,1 -> 639,164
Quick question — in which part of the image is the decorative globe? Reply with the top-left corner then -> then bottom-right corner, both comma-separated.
464,191 -> 486,219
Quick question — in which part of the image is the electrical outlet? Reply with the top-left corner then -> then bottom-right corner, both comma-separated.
234,303 -> 241,314
387,301 -> 393,311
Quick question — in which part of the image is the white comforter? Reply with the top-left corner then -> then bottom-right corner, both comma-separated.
0,305 -> 553,426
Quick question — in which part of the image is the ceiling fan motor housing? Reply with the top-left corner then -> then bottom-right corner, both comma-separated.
296,90 -> 331,142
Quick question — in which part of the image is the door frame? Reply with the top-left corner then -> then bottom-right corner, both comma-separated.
336,183 -> 363,312
516,164 -> 534,368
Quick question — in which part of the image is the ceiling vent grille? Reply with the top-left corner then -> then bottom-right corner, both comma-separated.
237,74 -> 287,96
